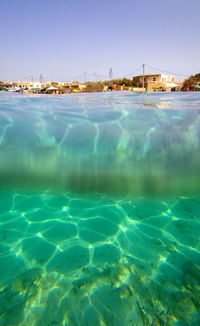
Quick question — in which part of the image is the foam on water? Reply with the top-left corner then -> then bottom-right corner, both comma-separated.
0,92 -> 200,325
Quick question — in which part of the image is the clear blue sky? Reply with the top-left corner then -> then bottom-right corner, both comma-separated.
0,0 -> 199,81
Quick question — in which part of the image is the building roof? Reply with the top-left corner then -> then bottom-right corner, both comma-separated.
136,73 -> 161,78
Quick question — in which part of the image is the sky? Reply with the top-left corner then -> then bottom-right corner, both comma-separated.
0,0 -> 199,81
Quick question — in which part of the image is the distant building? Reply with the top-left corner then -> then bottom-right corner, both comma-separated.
136,73 -> 178,91
30,82 -> 43,89
79,84 -> 86,91
112,84 -> 123,91
70,83 -> 86,92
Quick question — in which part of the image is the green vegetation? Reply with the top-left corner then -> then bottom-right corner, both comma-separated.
84,77 -> 141,90
85,81 -> 104,91
181,73 -> 200,91
105,77 -> 140,87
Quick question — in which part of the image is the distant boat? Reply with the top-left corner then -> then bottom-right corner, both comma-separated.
7,87 -> 21,92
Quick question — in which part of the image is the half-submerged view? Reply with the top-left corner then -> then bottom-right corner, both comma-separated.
0,91 -> 200,325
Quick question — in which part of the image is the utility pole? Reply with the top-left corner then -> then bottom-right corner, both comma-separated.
94,72 -> 97,81
39,74 -> 43,83
109,68 -> 113,80
84,72 -> 87,83
142,64 -> 145,91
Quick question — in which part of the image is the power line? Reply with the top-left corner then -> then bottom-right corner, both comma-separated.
145,64 -> 189,77
86,66 -> 143,80
86,72 -> 108,78
20,65 -> 191,84
66,73 -> 85,82
124,65 -> 143,77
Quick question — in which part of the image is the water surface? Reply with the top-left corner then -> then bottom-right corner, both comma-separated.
0,92 -> 199,325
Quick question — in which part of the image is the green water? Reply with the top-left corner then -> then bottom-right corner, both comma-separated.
0,190 -> 200,325
0,92 -> 200,325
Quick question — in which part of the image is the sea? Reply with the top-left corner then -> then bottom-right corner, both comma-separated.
0,91 -> 199,325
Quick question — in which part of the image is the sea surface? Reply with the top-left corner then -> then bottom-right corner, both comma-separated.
0,91 -> 199,325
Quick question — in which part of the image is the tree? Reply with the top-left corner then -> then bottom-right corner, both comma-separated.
181,73 -> 200,91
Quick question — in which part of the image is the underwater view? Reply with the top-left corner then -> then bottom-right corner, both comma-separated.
0,91 -> 200,325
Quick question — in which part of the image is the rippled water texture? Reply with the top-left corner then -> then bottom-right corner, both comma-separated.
0,92 -> 200,325
1,91 -> 200,196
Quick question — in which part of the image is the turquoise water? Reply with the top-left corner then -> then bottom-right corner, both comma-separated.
0,92 -> 200,325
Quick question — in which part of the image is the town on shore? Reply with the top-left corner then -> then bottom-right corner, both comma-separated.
0,72 -> 199,94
